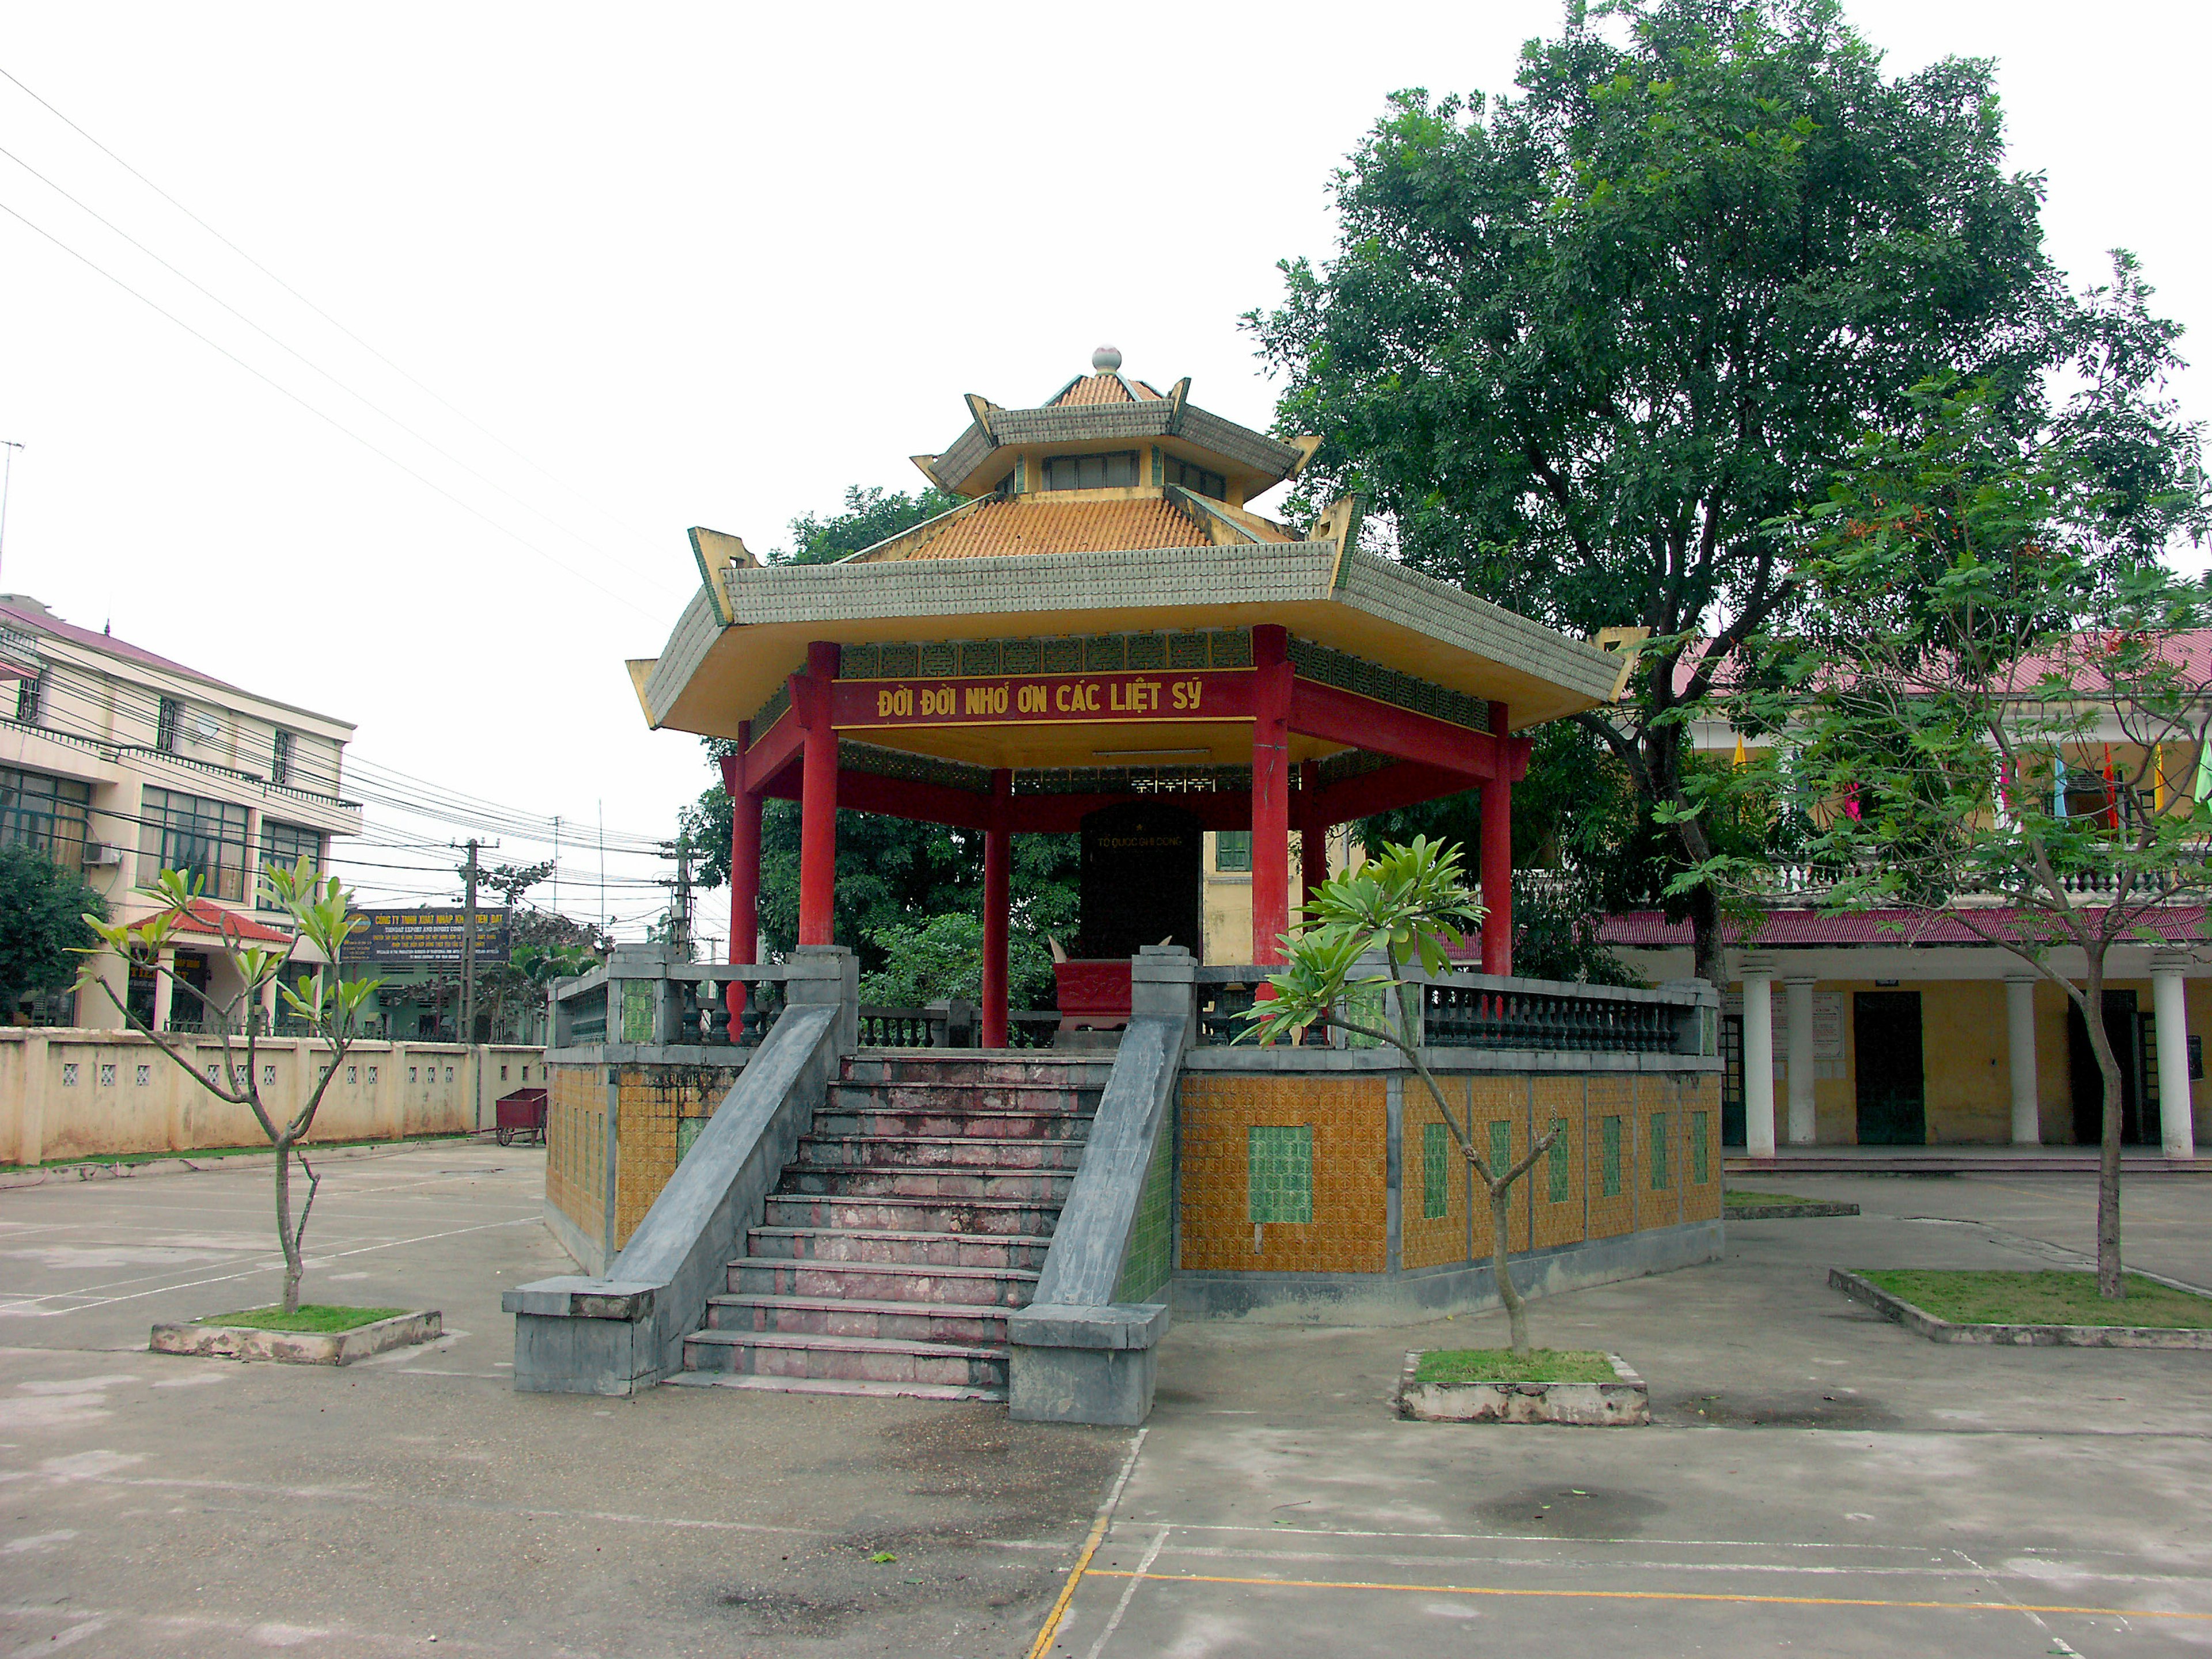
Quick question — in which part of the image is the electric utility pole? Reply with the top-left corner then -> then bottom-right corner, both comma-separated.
461,838 -> 480,1047
657,836 -> 695,961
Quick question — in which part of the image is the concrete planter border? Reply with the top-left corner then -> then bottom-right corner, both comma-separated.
1829,1269 -> 2212,1349
1726,1200 -> 1859,1219
151,1310 -> 442,1365
1396,1350 -> 1650,1425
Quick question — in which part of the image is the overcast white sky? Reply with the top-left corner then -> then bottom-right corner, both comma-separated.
3,2 -> 2205,944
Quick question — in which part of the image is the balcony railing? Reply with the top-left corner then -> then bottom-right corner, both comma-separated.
1194,963 -> 1711,1056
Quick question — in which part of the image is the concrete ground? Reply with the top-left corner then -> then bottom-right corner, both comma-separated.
0,1141 -> 1126,1657
2,1149 -> 2208,1656
1047,1170 -> 2212,1658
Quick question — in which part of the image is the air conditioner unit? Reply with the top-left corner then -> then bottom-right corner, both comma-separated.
82,843 -> 122,868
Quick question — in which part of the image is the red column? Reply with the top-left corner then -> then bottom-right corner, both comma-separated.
1251,625 -> 1293,970
721,739 -> 763,1033
796,641 -> 840,948
1299,759 -> 1330,917
722,734 -> 760,967
982,768 -> 1011,1048
1297,759 -> 1330,914
1480,700 -> 1512,976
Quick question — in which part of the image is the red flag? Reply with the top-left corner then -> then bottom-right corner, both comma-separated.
2102,744 -> 2119,830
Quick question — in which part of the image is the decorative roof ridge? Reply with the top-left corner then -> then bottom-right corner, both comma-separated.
835,493 -> 997,564
1161,484 -> 1260,546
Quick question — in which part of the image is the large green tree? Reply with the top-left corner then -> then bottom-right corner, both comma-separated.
1251,0 -> 2182,984
0,842 -> 105,1020
680,483 -> 1079,995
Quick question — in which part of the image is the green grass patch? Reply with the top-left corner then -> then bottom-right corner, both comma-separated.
196,1305 -> 411,1334
1726,1188 -> 1825,1208
1858,1270 -> 2212,1330
1413,1348 -> 1619,1385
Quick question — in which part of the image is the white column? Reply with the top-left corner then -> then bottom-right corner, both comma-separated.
1741,957 -> 1777,1159
149,948 -> 175,1035
1784,975 -> 1817,1145
2151,955 -> 2196,1161
2005,975 -> 2040,1146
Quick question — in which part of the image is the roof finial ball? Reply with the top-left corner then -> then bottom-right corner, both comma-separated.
1092,344 -> 1123,373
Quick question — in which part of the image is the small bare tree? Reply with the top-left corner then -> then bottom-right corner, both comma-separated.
1241,837 -> 1560,1354
77,859 -> 381,1313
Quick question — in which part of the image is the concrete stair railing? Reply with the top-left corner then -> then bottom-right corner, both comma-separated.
1006,945 -> 1194,1426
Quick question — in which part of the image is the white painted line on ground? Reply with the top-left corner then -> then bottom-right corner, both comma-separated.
0,1218 -> 538,1317
1084,1524 -> 1169,1658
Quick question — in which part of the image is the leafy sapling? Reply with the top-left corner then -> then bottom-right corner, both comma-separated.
76,858 -> 381,1314
1240,837 -> 1559,1355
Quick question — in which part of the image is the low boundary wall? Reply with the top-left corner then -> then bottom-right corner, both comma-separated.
0,1027 -> 543,1165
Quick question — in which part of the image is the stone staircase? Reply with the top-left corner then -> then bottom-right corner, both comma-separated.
677,1050 -> 1112,1400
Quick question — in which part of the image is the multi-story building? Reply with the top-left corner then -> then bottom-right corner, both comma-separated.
1603,637 -> 2207,1158
0,594 -> 361,1031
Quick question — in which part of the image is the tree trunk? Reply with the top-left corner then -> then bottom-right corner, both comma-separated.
274,1137 -> 304,1315
1645,722 -> 1729,988
2077,960 -> 2126,1298
1488,1177 -> 1530,1355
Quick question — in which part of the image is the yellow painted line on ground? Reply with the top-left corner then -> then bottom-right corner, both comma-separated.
1085,1569 -> 2212,1621
1028,1427 -> 1147,1659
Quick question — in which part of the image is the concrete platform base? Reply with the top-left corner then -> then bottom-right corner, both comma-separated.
150,1309 -> 442,1365
1174,1219 -> 1724,1324
1396,1350 -> 1649,1424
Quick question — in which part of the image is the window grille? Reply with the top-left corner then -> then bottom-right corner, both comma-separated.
156,696 -> 181,752
1041,450 -> 1138,491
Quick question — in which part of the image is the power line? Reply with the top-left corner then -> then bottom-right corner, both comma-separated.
0,139 -> 676,597
0,196 -> 663,623
0,63 -> 655,555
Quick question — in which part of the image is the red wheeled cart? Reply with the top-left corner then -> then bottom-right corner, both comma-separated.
494,1086 -> 548,1146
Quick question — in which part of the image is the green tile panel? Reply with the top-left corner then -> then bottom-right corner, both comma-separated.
1422,1121 -> 1449,1221
1248,1125 -> 1314,1225
1114,1106 -> 1176,1304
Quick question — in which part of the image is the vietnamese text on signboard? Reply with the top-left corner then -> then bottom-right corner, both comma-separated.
828,668 -> 1253,730
342,908 -> 511,965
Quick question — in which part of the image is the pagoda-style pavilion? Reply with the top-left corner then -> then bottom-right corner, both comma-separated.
628,348 -> 1631,1040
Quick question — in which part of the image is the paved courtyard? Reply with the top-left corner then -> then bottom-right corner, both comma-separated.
1,1146 -> 2207,1656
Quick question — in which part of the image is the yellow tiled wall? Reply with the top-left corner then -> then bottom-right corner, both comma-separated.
546,1063 -> 603,1245
1401,1077 -> 1469,1270
1586,1074 -> 1638,1238
1678,1073 -> 1723,1223
612,1066 -> 740,1249
1635,1075 -> 1681,1229
1465,1076 -> 1532,1257
1179,1074 -> 1388,1272
1531,1076 -> 1588,1250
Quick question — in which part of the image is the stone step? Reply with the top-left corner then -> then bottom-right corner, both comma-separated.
828,1079 -> 1103,1116
747,1226 -> 1054,1271
779,1166 -> 1073,1203
706,1292 -> 1012,1344
729,1255 -> 1037,1305
794,1133 -> 1088,1171
664,1370 -> 1005,1404
762,1192 -> 1060,1236
812,1106 -> 1092,1142
684,1328 -> 1008,1389
842,1054 -> 1116,1089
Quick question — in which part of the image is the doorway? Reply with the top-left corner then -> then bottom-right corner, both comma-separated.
1854,991 -> 1925,1145
2067,991 -> 2152,1144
